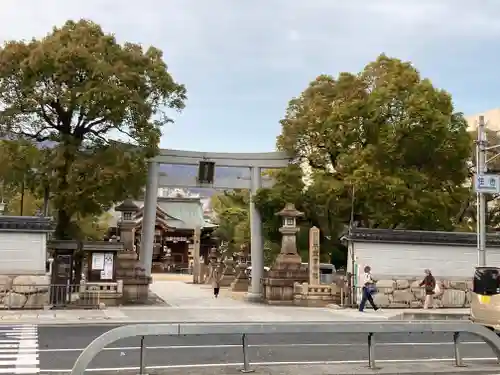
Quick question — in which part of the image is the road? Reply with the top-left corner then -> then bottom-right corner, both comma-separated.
36,324 -> 498,373
0,324 -> 38,374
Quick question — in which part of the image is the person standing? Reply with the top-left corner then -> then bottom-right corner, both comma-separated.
419,269 -> 436,309
359,265 -> 379,312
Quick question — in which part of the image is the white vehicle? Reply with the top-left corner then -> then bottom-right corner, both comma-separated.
246,266 -> 270,281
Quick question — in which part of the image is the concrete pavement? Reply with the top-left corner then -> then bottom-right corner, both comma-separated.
37,324 -> 500,373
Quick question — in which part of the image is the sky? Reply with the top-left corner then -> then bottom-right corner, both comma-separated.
1,0 -> 500,153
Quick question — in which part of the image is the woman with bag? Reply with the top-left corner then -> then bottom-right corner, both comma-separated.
359,266 -> 380,312
212,267 -> 222,298
420,269 -> 437,309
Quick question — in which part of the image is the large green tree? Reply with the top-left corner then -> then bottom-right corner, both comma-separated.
0,20 -> 186,238
278,54 -> 471,234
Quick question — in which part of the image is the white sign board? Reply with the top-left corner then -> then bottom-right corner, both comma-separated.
91,253 -> 105,270
474,174 -> 500,193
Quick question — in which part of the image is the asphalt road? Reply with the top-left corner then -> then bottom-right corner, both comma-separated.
37,325 -> 498,373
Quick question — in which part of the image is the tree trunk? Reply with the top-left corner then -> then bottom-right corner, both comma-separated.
55,209 -> 73,239
53,139 -> 80,240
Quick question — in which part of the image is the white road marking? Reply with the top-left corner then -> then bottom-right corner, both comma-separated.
37,340 -> 486,352
39,357 -> 500,373
14,327 -> 39,374
0,325 -> 40,374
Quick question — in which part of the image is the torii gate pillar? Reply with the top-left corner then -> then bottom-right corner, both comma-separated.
140,149 -> 290,300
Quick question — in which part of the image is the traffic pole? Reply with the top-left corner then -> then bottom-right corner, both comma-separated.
478,115 -> 487,266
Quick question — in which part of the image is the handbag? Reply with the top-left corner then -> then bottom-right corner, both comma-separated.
366,284 -> 377,294
433,283 -> 441,295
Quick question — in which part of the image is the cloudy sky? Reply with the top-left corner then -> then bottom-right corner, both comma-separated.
1,0 -> 499,152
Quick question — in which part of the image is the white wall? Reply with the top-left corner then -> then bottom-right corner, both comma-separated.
351,241 -> 500,278
0,232 -> 46,274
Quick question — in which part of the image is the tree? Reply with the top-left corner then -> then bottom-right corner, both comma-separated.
4,190 -> 42,216
255,165 -> 305,244
0,19 -> 186,238
0,139 -> 42,214
211,190 -> 250,255
278,54 -> 471,234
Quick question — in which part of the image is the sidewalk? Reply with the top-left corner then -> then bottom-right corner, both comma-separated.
0,280 -> 470,325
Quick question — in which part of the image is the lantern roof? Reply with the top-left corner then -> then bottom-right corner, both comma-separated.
275,203 -> 304,218
115,199 -> 139,213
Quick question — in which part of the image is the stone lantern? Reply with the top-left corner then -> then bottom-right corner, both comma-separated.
230,247 -> 250,292
114,199 -> 150,303
276,203 -> 304,258
114,199 -> 139,252
261,203 -> 308,304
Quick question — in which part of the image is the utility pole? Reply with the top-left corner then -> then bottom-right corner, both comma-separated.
477,115 -> 487,266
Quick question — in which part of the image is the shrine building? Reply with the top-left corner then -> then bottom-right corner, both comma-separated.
106,191 -> 217,272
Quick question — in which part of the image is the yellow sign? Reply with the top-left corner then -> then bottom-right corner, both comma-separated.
479,295 -> 491,304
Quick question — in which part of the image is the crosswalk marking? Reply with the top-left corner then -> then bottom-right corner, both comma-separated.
0,325 -> 39,374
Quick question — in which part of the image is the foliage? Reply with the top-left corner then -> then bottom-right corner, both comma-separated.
277,54 -> 471,235
211,190 -> 250,254
0,19 -> 186,238
255,164 -> 305,243
4,190 -> 42,216
0,139 -> 41,199
74,212 -> 112,241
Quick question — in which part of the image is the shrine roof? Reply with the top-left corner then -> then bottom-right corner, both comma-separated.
348,227 -> 500,247
0,216 -> 55,233
157,197 -> 216,229
108,197 -> 216,230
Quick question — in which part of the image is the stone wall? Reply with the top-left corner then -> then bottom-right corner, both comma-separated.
0,275 -> 50,309
369,277 -> 472,308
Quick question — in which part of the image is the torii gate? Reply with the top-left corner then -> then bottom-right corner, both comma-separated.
140,149 -> 290,300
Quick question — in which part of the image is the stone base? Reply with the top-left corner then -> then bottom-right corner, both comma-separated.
0,275 -> 50,309
230,273 -> 249,292
293,283 -> 339,307
121,278 -> 150,304
245,292 -> 262,303
364,277 -> 472,309
261,256 -> 308,305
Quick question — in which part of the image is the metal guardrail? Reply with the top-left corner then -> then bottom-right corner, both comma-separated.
69,321 -> 500,374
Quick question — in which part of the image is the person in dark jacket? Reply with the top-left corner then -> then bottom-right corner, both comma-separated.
419,269 -> 436,309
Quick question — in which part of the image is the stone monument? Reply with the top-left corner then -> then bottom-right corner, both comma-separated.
262,203 -> 308,304
192,226 -> 202,284
293,226 -> 339,306
114,199 -> 151,303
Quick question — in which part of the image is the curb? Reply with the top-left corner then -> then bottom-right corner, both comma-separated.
391,312 -> 471,321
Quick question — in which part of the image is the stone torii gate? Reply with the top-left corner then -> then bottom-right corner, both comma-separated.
140,149 -> 290,300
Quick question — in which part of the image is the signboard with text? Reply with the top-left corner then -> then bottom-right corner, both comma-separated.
474,174 -> 500,194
